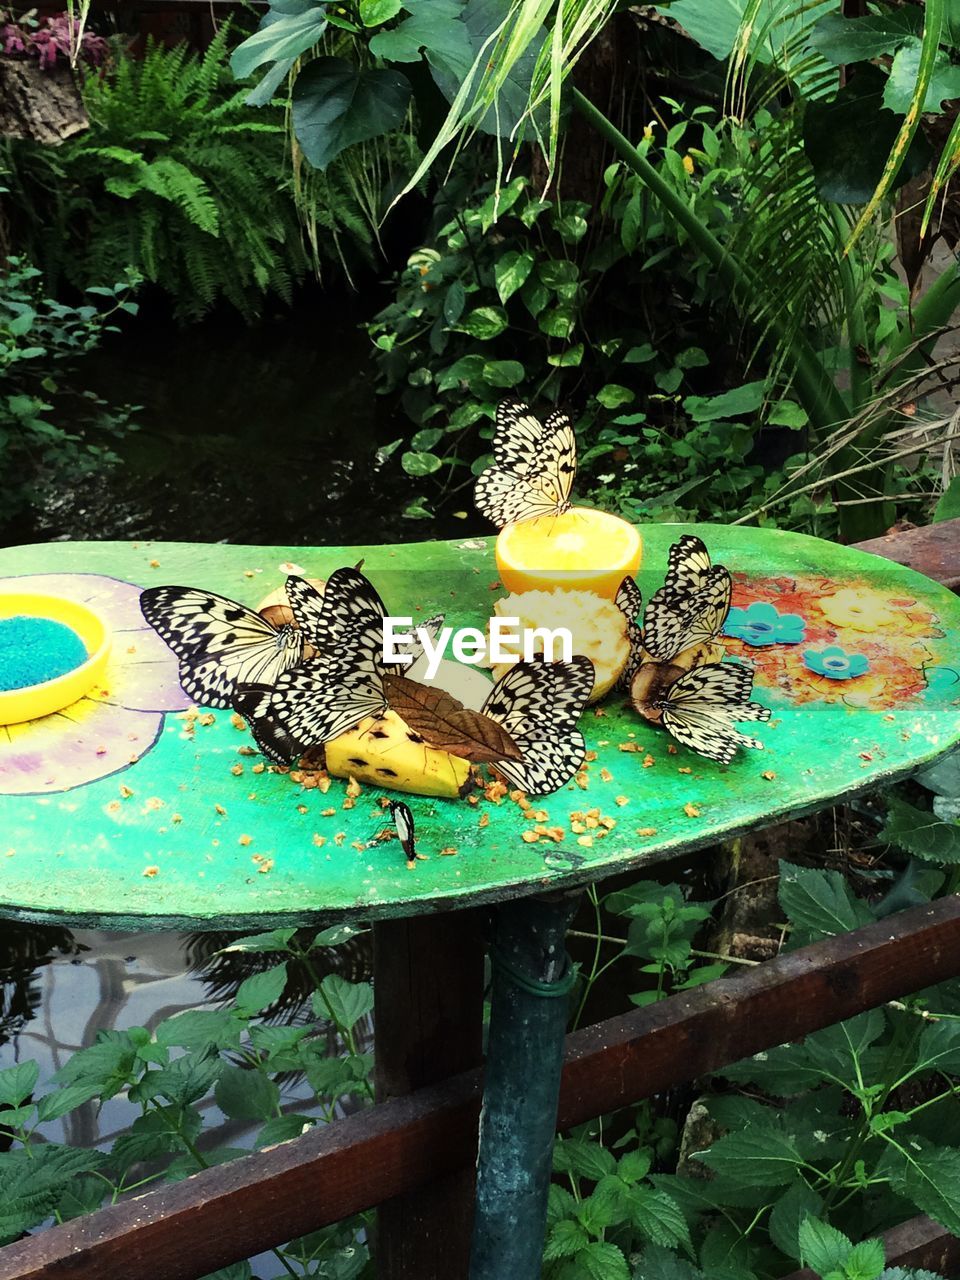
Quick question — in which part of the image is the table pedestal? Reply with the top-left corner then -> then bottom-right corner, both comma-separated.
469,893 -> 581,1280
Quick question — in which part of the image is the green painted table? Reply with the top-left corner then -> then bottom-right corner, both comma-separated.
1,526 -> 959,1280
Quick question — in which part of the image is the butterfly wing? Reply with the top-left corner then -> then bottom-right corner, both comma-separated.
658,663 -> 771,763
288,567 -> 387,657
392,613 -> 445,670
641,566 -> 732,662
475,402 -> 577,528
663,535 -> 713,597
615,576 -> 644,692
140,587 -> 303,709
492,399 -> 549,473
481,656 -> 593,795
232,684 -> 307,765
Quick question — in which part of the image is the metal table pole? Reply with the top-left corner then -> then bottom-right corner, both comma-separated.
469,892 -> 581,1280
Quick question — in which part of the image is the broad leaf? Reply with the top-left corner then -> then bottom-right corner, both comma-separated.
0,1147 -> 107,1244
256,1114 -> 314,1147
383,673 -> 522,763
235,962 -> 288,1016
401,450 -> 442,476
633,1244 -> 704,1280
231,6 -> 327,80
778,860 -> 873,939
884,40 -> 960,114
452,305 -> 508,339
543,1217 -> 590,1261
660,0 -> 832,66
628,1186 -> 692,1252
215,1064 -> 280,1122
111,1105 -> 202,1173
315,974 -> 374,1031
368,0 -> 465,63
312,923 -> 364,947
156,1009 -> 244,1051
798,1215 -> 851,1274
0,1061 -> 38,1109
360,0 -> 403,24
292,58 -> 412,170
684,381 -> 766,423
219,928 -> 297,953
130,1050 -> 222,1107
887,1141 -> 960,1233
804,65 -> 931,203
494,249 -> 534,303
882,796 -> 960,863
768,1181 -> 824,1261
694,1128 -> 804,1187
35,1082 -> 101,1123
808,10 -> 922,64
563,1241 -> 630,1280
934,474 -> 960,522
553,1137 -> 616,1181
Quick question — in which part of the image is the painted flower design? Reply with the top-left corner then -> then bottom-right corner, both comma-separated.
802,646 -> 870,681
818,587 -> 896,632
0,573 -> 189,796
724,600 -> 806,646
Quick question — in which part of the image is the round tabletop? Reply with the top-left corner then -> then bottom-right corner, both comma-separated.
0,526 -> 958,930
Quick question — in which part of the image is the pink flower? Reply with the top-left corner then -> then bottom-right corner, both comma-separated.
0,573 -> 190,797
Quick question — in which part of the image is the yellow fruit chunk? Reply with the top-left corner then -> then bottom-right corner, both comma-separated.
488,588 -> 630,702
326,710 -> 472,798
495,507 -> 642,600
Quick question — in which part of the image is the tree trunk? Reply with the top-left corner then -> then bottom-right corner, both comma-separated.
0,59 -> 87,145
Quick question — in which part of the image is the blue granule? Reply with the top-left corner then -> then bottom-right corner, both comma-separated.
0,616 -> 89,691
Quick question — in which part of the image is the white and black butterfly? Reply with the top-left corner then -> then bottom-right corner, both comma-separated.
615,575 -> 644,691
481,655 -> 594,795
642,661 -> 771,765
140,582 -> 326,709
641,537 -> 732,664
474,398 -> 577,528
389,799 -> 418,865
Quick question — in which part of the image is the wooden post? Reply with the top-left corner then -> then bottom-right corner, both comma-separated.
373,910 -> 486,1280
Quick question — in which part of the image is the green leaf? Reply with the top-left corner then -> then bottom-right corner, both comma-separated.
543,1217 -> 590,1260
495,250 -> 534,303
888,1141 -> 960,1233
804,65 -> 932,203
768,400 -> 808,428
0,1061 -> 38,1109
436,353 -> 486,391
548,345 -> 584,367
539,305 -> 576,339
846,1237 -> 886,1280
684,381 -> 766,423
934,475 -> 960,522
315,974 -> 374,1030
768,1181 -> 824,1261
808,10 -> 921,64
200,1263 -> 253,1280
566,1241 -> 630,1280
230,6 -> 327,79
130,1050 -> 222,1107
0,1147 -> 107,1245
882,796 -> 960,863
553,1137 -> 616,1181
215,1064 -> 280,1121
368,0 -> 464,63
411,427 -> 443,450
443,280 -> 466,325
292,58 -> 411,170
156,1009 -> 244,1052
624,343 -> 656,364
778,861 -> 873,939
235,962 -> 288,1016
452,306 -> 508,339
554,213 -> 589,244
884,40 -> 960,114
912,1018 -> 960,1077
54,1032 -> 137,1101
597,384 -> 635,410
256,1114 -> 314,1147
35,1082 -> 101,1123
798,1216 -> 851,1275
219,928 -> 297,953
402,450 -> 443,476
112,1105 -> 202,1172
482,359 -> 525,388
633,1243 -> 703,1280
629,1186 -> 692,1251
311,923 -> 364,947
694,1128 -> 803,1187
360,0 -> 403,24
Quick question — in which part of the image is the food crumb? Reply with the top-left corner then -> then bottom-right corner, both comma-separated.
313,834 -> 326,848
239,834 -> 252,846
238,745 -> 257,757
149,559 -> 160,569
643,754 -> 655,768
667,745 -> 678,755
546,827 -> 565,842
119,784 -> 134,799
252,763 -> 266,775
619,742 -> 639,753
230,713 -> 246,731
215,804 -> 227,816
683,803 -> 701,818
143,865 -> 159,877
105,799 -> 121,815
439,846 -> 458,856
199,713 -> 216,727
576,834 -> 594,848
334,832 -> 346,846
296,804 -> 308,815
346,776 -> 362,799
521,829 -> 540,843
478,812 -> 490,829
615,795 -> 629,807
678,766 -> 692,775
636,827 -> 657,837
584,750 -> 598,763
761,770 -> 777,781
257,858 -> 275,874
230,763 -> 243,777
171,813 -> 182,824
321,807 -> 336,817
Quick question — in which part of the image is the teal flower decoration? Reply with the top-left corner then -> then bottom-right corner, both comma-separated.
725,601 -> 806,646
803,645 -> 870,681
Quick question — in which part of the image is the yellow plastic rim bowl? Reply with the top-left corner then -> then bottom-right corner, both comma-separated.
0,592 -> 112,726
495,508 -> 643,600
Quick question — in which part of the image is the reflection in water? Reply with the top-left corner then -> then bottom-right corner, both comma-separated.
0,924 -> 373,1157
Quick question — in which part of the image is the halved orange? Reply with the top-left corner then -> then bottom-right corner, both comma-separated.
495,507 -> 642,600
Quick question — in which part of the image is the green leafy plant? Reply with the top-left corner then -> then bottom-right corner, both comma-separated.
0,923 -> 375,1278
0,256 -> 138,529
1,29 -> 314,320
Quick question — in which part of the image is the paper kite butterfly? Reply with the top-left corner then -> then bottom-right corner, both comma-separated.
628,536 -> 771,764
474,398 -> 578,528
